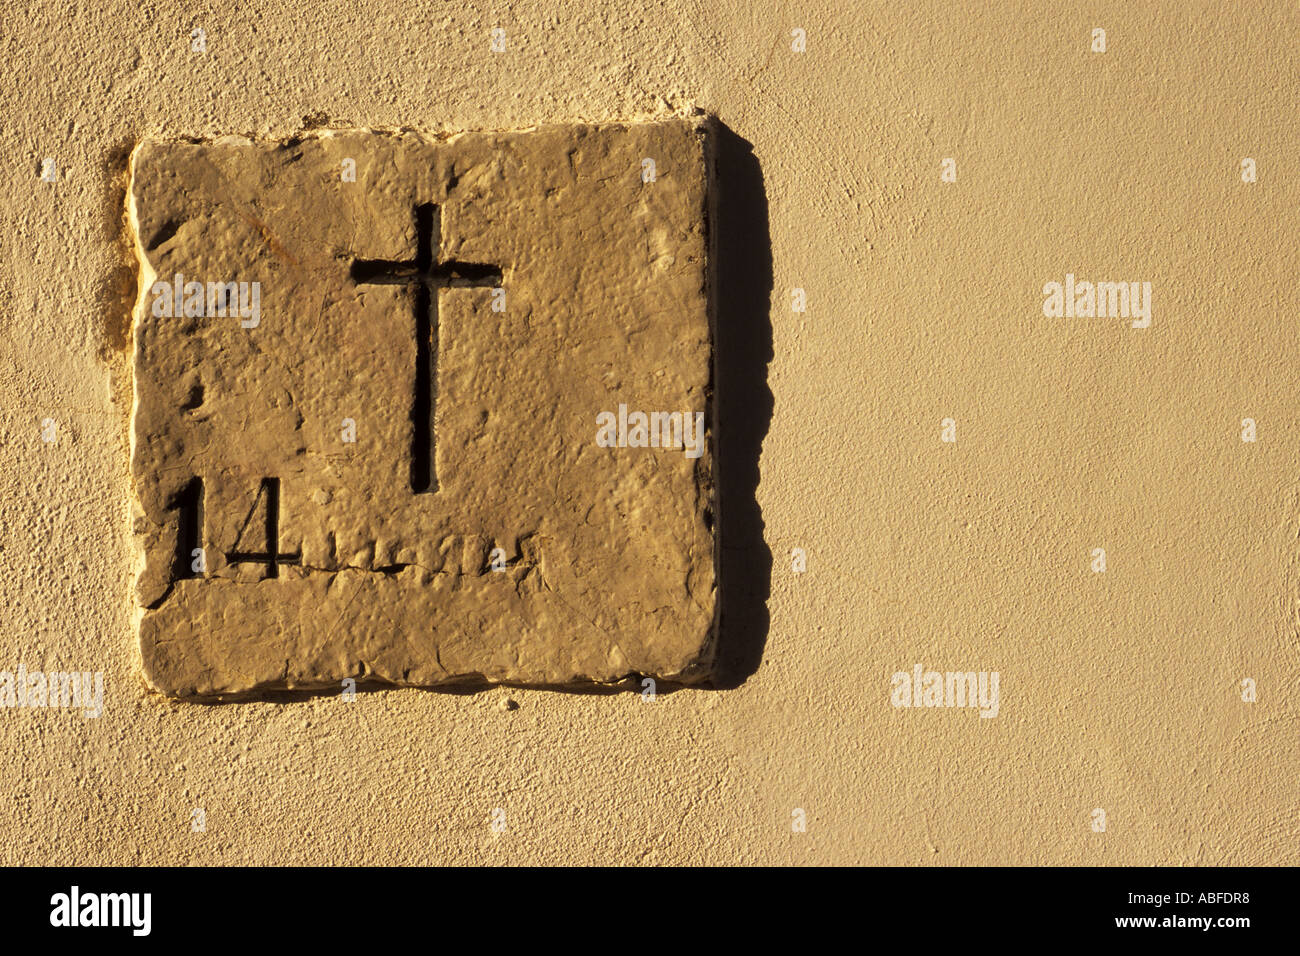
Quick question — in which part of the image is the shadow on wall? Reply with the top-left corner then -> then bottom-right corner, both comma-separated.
707,117 -> 773,691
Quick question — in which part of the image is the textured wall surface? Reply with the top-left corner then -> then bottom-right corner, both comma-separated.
0,0 -> 1296,865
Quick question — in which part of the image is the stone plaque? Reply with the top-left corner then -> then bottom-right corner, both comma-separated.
129,120 -> 716,697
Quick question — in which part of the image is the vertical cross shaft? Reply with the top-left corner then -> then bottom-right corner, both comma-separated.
351,203 -> 502,494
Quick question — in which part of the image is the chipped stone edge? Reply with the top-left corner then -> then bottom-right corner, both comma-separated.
125,139 -> 156,668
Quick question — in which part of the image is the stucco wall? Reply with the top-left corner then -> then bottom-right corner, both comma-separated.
0,0 -> 1295,864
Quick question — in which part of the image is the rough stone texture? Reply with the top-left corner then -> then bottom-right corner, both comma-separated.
129,122 -> 716,697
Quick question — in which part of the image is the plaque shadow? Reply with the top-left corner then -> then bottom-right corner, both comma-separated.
699,117 -> 773,690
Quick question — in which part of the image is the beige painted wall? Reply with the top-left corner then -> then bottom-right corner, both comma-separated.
0,0 -> 1296,864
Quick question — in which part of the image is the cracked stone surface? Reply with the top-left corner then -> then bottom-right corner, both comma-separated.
129,120 -> 716,698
